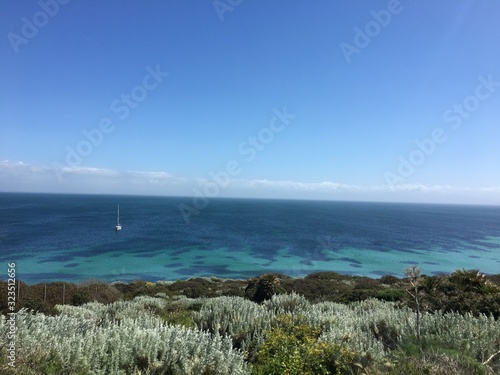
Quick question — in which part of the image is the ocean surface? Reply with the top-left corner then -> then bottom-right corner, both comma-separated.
1,192 -> 500,284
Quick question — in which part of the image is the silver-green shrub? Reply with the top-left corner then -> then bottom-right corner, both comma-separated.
2,293 -> 498,373
262,291 -> 310,315
314,300 -> 414,358
56,295 -> 169,322
2,304 -> 249,374
194,296 -> 271,334
193,295 -> 500,364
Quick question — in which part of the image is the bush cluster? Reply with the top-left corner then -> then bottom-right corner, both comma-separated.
1,269 -> 499,374
253,314 -> 363,375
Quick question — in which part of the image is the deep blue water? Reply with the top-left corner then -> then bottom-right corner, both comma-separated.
1,192 -> 499,284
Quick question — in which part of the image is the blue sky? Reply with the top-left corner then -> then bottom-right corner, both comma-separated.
1,0 -> 500,204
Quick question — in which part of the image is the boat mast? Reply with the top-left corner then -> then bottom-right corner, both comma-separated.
117,204 -> 120,225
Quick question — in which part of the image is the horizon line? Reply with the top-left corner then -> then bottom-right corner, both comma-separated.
2,190 -> 499,208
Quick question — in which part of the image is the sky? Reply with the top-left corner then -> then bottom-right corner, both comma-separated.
1,0 -> 500,204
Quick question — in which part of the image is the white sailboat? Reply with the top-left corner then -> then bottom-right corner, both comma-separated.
114,204 -> 122,231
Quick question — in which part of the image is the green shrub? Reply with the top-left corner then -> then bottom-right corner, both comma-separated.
381,352 -> 488,375
375,289 -> 405,302
252,314 -> 363,375
449,269 -> 486,293
20,297 -> 56,315
71,291 -> 91,306
379,275 -> 401,285
369,319 -> 400,352
160,308 -> 194,328
305,272 -> 348,281
286,278 -> 344,303
168,278 -> 217,298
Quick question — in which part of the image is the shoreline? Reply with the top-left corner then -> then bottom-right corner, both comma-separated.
7,267 -> 500,287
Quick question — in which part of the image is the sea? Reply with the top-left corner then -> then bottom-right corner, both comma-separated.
1,192 -> 500,284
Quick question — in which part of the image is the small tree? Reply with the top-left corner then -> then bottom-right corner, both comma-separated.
404,265 -> 423,353
244,274 -> 285,303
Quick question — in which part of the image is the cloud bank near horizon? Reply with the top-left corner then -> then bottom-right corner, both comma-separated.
1,160 -> 499,205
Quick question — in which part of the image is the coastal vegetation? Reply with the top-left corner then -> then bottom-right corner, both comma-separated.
1,269 -> 499,374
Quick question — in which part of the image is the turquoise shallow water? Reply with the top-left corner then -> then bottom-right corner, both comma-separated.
1,193 -> 500,283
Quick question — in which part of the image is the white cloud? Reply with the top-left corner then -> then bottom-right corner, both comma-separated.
231,178 -> 361,192
230,179 -> 462,194
384,184 -> 454,192
1,160 -> 499,204
1,160 -> 48,174
55,166 -> 121,177
129,171 -> 173,178
0,161 -> 184,195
